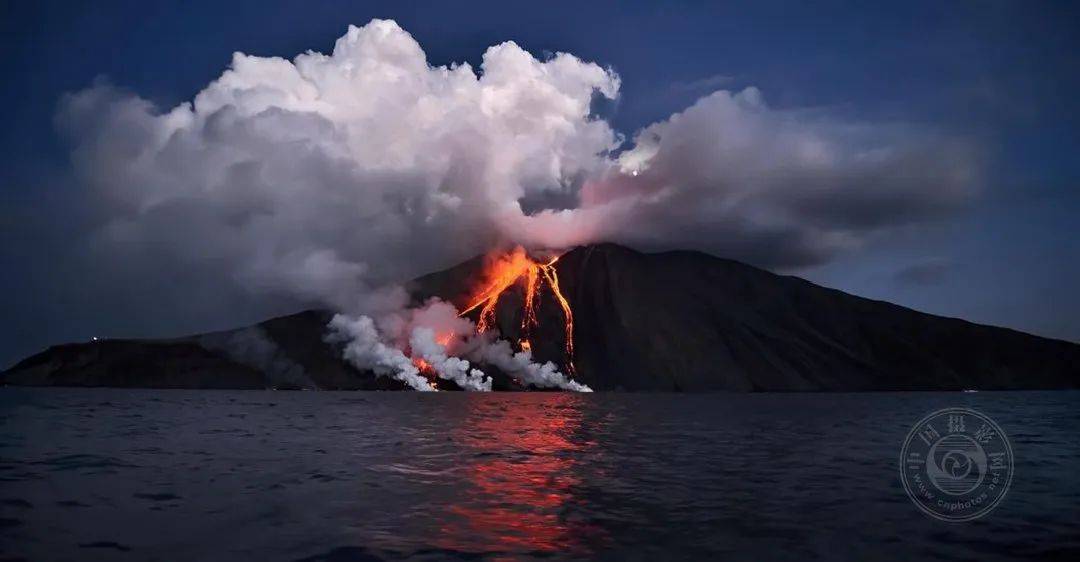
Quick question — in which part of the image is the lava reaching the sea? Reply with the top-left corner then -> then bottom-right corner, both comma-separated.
459,246 -> 576,374
325,246 -> 590,392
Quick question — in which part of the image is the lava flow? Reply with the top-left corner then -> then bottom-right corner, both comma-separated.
460,246 -> 576,373
414,358 -> 435,376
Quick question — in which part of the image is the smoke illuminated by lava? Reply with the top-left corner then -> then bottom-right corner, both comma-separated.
325,270 -> 589,392
460,247 -> 576,374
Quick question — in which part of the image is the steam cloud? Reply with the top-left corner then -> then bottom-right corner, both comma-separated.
52,19 -> 978,387
409,327 -> 492,392
326,298 -> 588,391
465,337 -> 592,392
325,314 -> 437,391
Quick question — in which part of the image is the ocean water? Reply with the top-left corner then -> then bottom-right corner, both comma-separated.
1,389 -> 1078,561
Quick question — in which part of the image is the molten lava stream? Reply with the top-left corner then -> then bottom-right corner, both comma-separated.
413,358 -> 437,384
459,247 -> 576,373
537,256 -> 575,374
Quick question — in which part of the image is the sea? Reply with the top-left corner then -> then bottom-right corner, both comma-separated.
1,388 -> 1077,561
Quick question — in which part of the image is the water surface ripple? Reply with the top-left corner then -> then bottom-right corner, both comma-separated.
1,389 -> 1078,561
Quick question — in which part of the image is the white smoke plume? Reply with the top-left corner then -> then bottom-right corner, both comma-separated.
325,297 -> 589,392
57,18 -> 976,317
324,314 -> 437,391
58,19 -> 621,313
410,327 -> 492,392
465,336 -> 593,392
400,299 -> 590,391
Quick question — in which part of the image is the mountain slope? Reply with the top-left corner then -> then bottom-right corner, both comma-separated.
410,243 -> 1078,391
5,243 -> 1078,390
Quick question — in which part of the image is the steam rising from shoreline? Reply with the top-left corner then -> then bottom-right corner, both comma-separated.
325,314 -> 437,391
325,298 -> 591,391
465,337 -> 592,392
409,327 -> 491,392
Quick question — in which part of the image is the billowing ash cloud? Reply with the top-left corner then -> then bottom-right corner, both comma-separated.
57,19 -> 977,319
58,19 -> 620,312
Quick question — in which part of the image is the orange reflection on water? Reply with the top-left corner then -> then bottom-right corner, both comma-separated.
434,394 -> 605,556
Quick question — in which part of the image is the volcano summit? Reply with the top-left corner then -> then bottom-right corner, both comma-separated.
4,244 -> 1078,391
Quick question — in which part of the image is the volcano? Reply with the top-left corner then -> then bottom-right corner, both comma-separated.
4,243 -> 1078,391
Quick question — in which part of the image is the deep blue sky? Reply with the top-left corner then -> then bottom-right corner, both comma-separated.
1,0 -> 1078,365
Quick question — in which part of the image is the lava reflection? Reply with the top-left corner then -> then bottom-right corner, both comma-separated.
434,394 -> 604,556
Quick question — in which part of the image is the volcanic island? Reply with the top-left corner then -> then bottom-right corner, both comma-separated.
4,243 -> 1078,391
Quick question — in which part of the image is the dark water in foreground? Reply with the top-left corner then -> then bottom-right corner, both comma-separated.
1,389 -> 1078,561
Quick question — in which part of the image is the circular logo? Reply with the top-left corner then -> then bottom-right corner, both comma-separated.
900,407 -> 1013,522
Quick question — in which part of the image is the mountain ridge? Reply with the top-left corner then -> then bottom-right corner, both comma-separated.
4,243 -> 1078,391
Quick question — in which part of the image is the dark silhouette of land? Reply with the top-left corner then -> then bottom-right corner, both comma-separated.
5,244 -> 1078,391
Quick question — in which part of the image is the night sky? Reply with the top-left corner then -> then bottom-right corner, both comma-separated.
1,0 -> 1078,367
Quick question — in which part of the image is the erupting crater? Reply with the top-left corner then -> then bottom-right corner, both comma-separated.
459,246 -> 576,374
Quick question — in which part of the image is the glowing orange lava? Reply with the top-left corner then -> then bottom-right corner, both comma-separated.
538,255 -> 574,372
460,246 -> 576,373
413,358 -> 436,377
